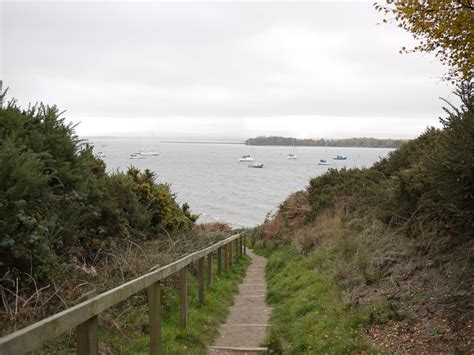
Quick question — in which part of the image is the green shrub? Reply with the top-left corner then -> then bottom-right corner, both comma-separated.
308,167 -> 387,221
421,83 -> 474,238
304,82 -> 473,243
0,98 -> 197,281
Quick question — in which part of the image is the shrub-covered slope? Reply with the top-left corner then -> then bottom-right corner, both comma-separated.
0,97 -> 221,336
251,84 -> 473,353
0,99 -> 197,281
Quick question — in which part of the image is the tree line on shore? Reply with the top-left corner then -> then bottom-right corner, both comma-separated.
245,136 -> 405,148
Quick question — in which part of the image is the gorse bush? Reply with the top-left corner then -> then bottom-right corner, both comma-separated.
249,83 -> 473,353
253,82 -> 473,249
0,98 -> 197,281
422,83 -> 474,237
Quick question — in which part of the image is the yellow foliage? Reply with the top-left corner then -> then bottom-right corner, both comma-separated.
375,0 -> 473,82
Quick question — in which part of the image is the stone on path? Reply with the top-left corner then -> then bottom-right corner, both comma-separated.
207,250 -> 271,354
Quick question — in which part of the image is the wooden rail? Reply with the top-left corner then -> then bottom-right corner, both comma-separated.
0,233 -> 247,355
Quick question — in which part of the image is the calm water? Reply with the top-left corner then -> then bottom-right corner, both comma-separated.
87,138 -> 393,227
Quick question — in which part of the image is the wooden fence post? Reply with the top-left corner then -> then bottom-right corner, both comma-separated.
244,235 -> 247,255
224,244 -> 229,272
179,267 -> 188,328
217,247 -> 222,275
197,258 -> 205,304
147,281 -> 162,355
76,290 -> 98,355
207,254 -> 212,288
76,316 -> 98,355
229,241 -> 233,266
237,237 -> 240,257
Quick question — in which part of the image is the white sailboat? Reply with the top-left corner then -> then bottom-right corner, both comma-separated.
318,139 -> 331,165
139,134 -> 159,156
138,148 -> 159,156
239,155 -> 255,162
287,138 -> 297,159
239,145 -> 256,162
129,152 -> 145,159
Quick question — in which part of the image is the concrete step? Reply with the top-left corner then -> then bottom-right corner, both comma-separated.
207,345 -> 268,354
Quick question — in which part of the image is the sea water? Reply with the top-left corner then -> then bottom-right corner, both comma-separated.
87,137 -> 393,227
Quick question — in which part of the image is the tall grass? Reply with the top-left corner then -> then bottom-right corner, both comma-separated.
264,248 -> 397,354
38,255 -> 251,354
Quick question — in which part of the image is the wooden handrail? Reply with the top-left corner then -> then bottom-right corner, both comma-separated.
0,232 -> 246,355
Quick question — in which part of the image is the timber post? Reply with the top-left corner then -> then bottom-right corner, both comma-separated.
217,247 -> 223,275
197,257 -> 205,304
147,281 -> 162,355
179,267 -> 188,328
76,316 -> 98,355
207,254 -> 212,288
224,244 -> 229,272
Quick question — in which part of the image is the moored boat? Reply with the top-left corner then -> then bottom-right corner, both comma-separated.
130,152 -> 145,159
139,149 -> 159,156
287,138 -> 298,159
239,155 -> 255,162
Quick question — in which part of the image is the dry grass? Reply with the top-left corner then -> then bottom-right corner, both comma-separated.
0,223 -> 235,336
255,195 -> 474,352
261,191 -> 311,240
292,205 -> 344,255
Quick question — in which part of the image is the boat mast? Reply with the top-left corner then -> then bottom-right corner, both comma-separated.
0,80 -> 3,109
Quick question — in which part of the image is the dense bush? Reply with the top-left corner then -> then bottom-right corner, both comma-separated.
257,82 -> 473,247
0,98 -> 196,280
422,83 -> 474,238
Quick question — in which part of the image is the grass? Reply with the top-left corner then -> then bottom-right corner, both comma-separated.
102,255 -> 251,354
263,247 -> 395,354
37,254 -> 251,354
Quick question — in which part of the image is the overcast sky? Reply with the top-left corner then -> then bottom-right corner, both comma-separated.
1,0 -> 456,139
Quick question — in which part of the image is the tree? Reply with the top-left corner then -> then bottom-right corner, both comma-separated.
375,0 -> 474,83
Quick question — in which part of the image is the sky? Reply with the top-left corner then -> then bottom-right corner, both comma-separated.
0,0 -> 456,140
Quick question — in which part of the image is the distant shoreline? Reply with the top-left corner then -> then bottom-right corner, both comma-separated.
246,136 -> 406,149
82,136 -> 405,148
160,140 -> 245,144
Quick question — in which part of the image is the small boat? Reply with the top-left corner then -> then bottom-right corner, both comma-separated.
287,138 -> 298,159
130,153 -> 145,159
248,163 -> 264,168
96,152 -> 106,158
239,155 -> 255,162
318,139 -> 330,165
333,155 -> 347,160
139,149 -> 159,156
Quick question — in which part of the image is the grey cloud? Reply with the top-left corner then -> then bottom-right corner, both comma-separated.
1,1 -> 454,138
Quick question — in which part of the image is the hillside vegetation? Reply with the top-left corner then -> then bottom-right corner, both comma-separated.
0,96 -> 242,344
0,98 -> 198,283
246,136 -> 404,148
250,84 -> 473,353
